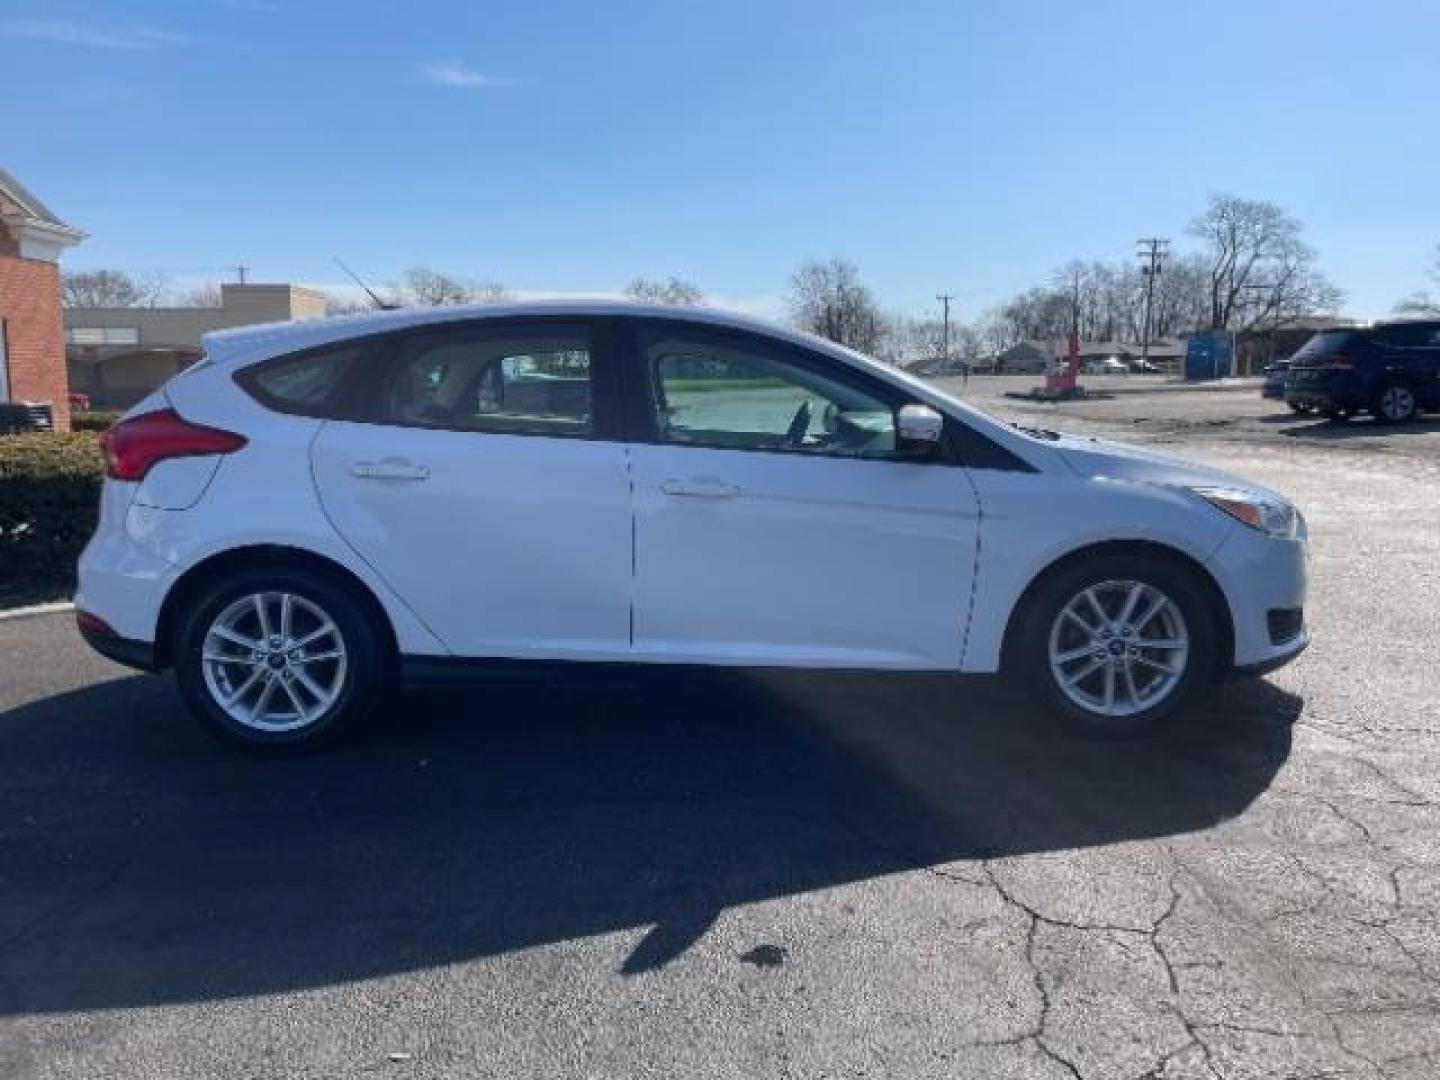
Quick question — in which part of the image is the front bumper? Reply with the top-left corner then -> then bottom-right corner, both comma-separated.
1231,632 -> 1308,680
1206,523 -> 1310,675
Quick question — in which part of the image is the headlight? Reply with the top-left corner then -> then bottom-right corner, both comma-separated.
1191,486 -> 1299,539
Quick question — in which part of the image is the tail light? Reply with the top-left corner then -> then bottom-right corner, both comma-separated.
1326,353 -> 1354,369
98,408 -> 247,481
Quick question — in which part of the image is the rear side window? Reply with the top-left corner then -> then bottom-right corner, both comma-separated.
240,343 -> 364,415
1290,331 -> 1354,365
382,324 -> 592,437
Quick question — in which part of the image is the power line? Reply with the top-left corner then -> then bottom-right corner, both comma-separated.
936,293 -> 954,360
1136,238 -> 1170,369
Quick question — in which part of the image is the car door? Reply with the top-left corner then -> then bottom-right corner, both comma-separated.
624,319 -> 981,669
310,318 -> 634,660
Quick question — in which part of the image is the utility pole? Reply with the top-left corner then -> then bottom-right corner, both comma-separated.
234,263 -> 249,284
936,293 -> 954,362
1136,238 -> 1169,370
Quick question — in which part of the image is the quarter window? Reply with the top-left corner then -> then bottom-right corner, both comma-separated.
245,343 -> 363,412
384,325 -> 592,436
643,328 -> 898,458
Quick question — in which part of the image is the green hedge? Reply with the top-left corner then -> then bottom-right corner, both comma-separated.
71,410 -> 124,432
0,433 -> 104,605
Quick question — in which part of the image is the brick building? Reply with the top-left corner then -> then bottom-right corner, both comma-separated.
0,167 -> 84,430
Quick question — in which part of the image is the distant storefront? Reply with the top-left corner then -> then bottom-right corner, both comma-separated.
65,284 -> 326,408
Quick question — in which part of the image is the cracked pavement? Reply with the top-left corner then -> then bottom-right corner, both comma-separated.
1,382 -> 1437,1079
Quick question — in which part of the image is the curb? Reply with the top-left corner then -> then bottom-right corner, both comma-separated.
0,601 -> 75,622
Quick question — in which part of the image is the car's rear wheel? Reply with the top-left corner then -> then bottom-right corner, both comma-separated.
1373,381 -> 1418,425
1013,553 -> 1219,737
173,567 -> 390,749
1287,401 -> 1313,415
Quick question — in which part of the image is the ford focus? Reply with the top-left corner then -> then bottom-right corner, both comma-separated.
76,302 -> 1309,747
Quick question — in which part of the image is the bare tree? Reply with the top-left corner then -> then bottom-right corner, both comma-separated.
789,258 -> 885,354
62,269 -> 169,308
393,266 -> 511,307
1189,194 -> 1342,331
176,281 -> 224,307
1395,245 -> 1440,315
323,291 -> 373,316
625,276 -> 705,306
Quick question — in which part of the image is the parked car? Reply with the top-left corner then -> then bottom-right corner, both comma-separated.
1123,356 -> 1163,375
1285,321 -> 1440,423
78,302 -> 1309,748
1083,356 -> 1129,375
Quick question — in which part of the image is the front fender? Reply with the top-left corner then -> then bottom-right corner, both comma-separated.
961,472 -> 1235,672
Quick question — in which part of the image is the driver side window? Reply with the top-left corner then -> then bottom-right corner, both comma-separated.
644,327 -> 898,458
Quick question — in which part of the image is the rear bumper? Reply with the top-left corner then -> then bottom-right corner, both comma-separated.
77,615 -> 159,672
1285,389 -> 1357,411
1285,373 -> 1366,412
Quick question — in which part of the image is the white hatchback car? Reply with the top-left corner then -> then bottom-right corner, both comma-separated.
77,302 -> 1308,747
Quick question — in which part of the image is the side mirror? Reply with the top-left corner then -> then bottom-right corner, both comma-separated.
896,402 -> 944,458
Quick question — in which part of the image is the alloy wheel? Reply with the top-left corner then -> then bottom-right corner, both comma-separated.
200,591 -> 349,733
1047,579 -> 1190,720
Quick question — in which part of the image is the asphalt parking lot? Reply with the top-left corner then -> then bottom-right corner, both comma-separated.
3,380 -> 1439,1079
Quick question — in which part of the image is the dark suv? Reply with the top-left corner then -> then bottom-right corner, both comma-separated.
1286,321 -> 1440,423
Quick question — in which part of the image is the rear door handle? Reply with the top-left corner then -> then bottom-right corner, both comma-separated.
661,478 -> 741,499
350,459 -> 430,482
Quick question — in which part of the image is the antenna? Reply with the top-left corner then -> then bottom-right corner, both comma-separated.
332,256 -> 397,310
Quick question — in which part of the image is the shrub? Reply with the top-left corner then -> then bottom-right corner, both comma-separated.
0,433 -> 104,604
71,410 -> 124,432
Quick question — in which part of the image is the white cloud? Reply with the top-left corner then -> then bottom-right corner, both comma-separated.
0,17 -> 183,49
420,61 -> 515,90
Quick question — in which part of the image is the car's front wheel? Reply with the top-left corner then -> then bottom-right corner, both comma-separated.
173,567 -> 390,749
1013,554 -> 1219,736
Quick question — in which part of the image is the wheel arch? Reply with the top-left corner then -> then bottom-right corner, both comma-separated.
999,539 -> 1234,677
154,543 -> 400,669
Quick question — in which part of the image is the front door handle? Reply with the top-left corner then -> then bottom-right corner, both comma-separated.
662,478 -> 741,499
350,458 -> 430,482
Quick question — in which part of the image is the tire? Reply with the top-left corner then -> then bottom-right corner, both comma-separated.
1373,381 -> 1418,425
172,565 -> 392,750
1287,401 -> 1313,415
1010,552 -> 1220,737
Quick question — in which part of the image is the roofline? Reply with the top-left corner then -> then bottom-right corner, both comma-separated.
196,297 -> 1054,476
0,165 -> 78,231
200,300 -> 819,365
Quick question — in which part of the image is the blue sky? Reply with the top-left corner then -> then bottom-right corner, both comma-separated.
6,0 -> 1439,320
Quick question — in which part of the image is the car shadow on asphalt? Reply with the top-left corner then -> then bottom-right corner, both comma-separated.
1265,414 -> 1440,438
0,668 -> 1298,1012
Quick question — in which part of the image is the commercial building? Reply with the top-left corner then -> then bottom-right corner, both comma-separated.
66,284 -> 326,408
